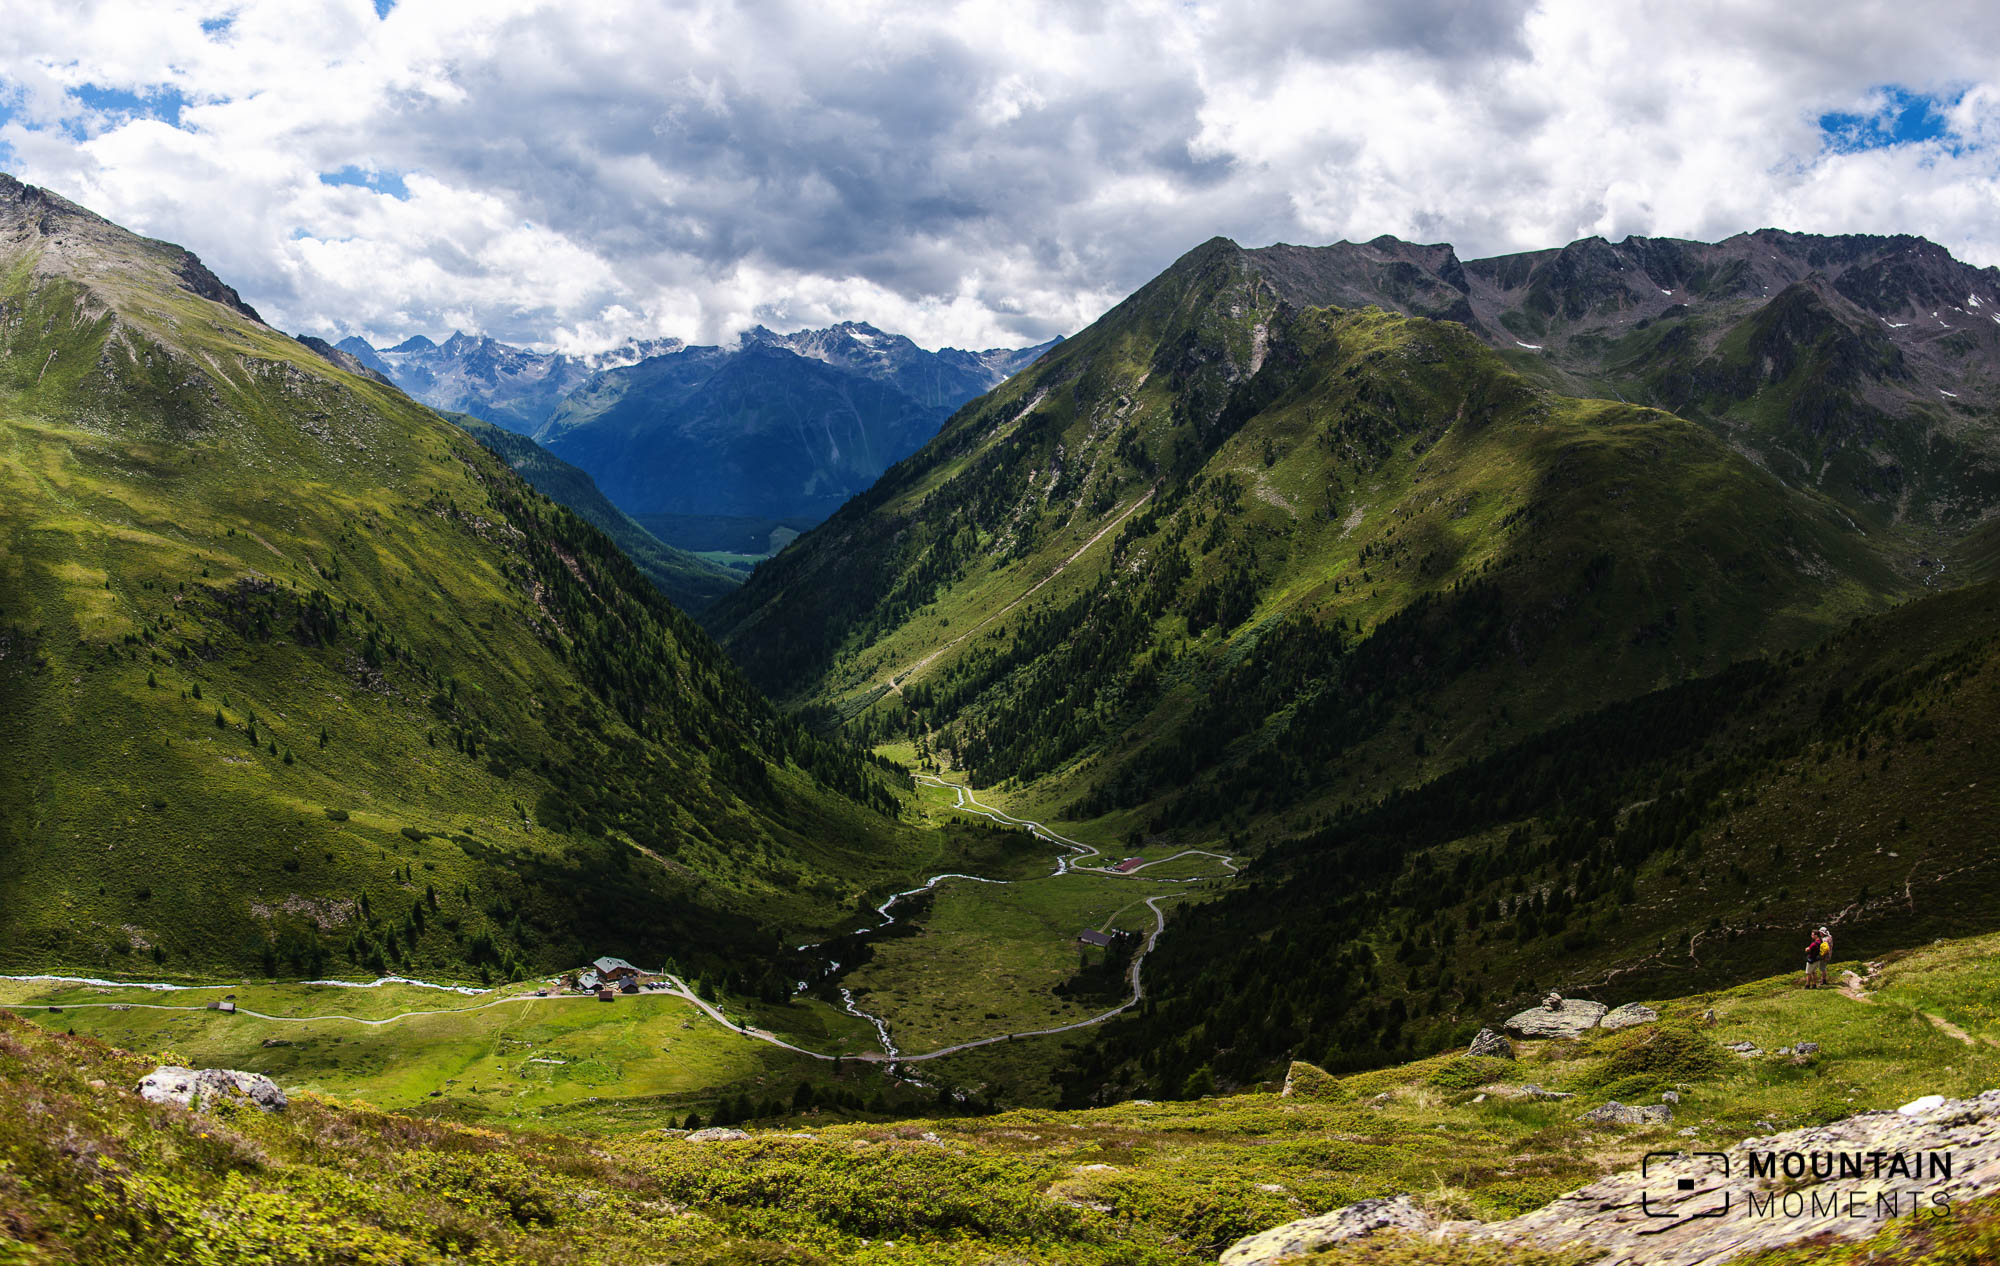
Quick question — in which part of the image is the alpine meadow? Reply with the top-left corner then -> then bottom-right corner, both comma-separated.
6,5 -> 2000,1263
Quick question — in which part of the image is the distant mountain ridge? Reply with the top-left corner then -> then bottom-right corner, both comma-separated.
333,331 -> 680,435
342,322 -> 1060,530
1243,229 -> 2000,532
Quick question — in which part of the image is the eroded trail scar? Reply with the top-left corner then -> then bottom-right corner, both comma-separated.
890,487 -> 1156,692
1831,964 -> 1999,1049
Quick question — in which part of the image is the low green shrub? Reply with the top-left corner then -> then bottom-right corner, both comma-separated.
1583,1021 -> 1728,1090
1426,1057 -> 1515,1091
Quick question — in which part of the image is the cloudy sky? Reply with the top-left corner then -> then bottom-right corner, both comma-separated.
2,1 -> 1997,353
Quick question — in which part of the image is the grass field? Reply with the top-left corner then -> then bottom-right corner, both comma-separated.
835,774 -> 1233,1056
0,975 -> 885,1130
0,767 -> 1241,1125
845,870 -> 1194,1053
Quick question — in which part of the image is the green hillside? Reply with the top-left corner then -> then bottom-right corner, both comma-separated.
6,928 -> 2000,1264
0,173 -> 954,986
708,237 -> 1910,835
1061,572 -> 2000,1095
446,412 -> 741,611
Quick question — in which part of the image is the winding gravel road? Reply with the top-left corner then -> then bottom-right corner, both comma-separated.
4,779 -> 1236,1064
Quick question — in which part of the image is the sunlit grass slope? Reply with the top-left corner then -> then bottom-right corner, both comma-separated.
0,174 -> 958,987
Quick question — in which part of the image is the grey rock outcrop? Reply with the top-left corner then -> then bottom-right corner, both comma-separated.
684,1127 -> 751,1142
1513,1083 -> 1574,1101
1578,1100 -> 1673,1125
1503,998 -> 1607,1038
136,1067 -> 287,1113
1220,1194 -> 1435,1266
1598,1003 -> 1659,1031
1467,1028 -> 1515,1059
1224,1089 -> 2000,1266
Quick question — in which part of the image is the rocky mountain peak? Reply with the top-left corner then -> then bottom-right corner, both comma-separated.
1,171 -> 264,324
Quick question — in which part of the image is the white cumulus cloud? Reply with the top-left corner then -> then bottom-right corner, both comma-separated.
1,0 -> 1996,352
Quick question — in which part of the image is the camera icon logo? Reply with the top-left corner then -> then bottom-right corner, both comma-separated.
1642,1152 -> 1730,1219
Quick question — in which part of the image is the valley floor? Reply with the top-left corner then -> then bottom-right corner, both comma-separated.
0,774 -> 1238,1130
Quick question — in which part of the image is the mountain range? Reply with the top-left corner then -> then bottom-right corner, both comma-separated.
339,321 -> 1058,534
1247,230 -> 2000,535
706,227 -> 2000,1090
11,161 -> 2000,1117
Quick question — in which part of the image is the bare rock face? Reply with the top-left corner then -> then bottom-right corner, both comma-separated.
684,1127 -> 751,1143
1467,1028 -> 1515,1059
1220,1194 -> 1435,1266
1226,1090 -> 2000,1266
1503,998 -> 1607,1038
1598,1003 -> 1660,1031
136,1066 -> 287,1113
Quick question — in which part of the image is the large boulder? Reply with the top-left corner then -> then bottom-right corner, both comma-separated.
136,1067 -> 287,1113
1598,1003 -> 1659,1031
1467,1028 -> 1515,1059
1220,1194 -> 1435,1266
1578,1100 -> 1673,1126
1280,1060 -> 1343,1100
1503,998 -> 1607,1039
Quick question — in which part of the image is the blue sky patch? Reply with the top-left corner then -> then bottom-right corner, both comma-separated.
74,82 -> 190,130
318,165 -> 410,199
1819,86 -> 1962,154
374,0 -> 397,17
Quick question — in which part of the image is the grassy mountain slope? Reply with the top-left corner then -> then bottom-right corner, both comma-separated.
6,928 -> 2000,1263
446,412 -> 741,610
0,173 -> 957,986
708,237 -> 1908,836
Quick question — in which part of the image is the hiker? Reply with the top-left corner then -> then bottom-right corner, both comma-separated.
1804,925 -> 1832,989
